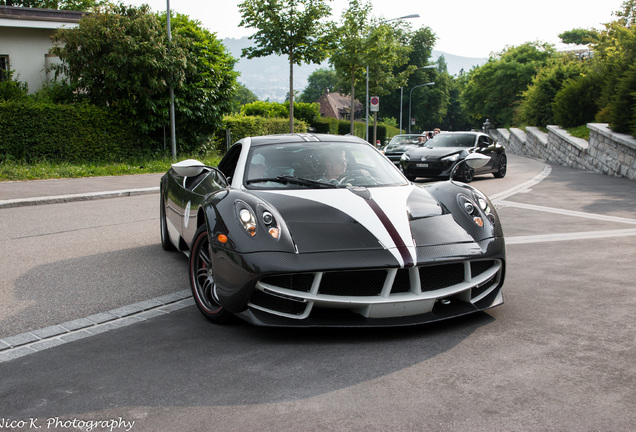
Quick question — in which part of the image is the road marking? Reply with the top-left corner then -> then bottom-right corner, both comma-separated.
506,228 -> 636,245
489,164 -> 552,201
497,200 -> 636,225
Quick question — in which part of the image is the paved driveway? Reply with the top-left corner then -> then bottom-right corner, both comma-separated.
0,155 -> 634,432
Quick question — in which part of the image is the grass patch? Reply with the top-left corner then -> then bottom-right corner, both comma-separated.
566,125 -> 590,141
0,153 -> 223,181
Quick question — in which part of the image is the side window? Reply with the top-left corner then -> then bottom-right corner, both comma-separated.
0,55 -> 9,81
478,136 -> 490,146
217,143 -> 242,181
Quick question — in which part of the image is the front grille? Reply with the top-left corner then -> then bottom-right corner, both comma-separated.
471,260 -> 494,278
419,263 -> 465,291
260,273 -> 313,292
250,289 -> 308,316
319,270 -> 386,296
248,259 -> 502,319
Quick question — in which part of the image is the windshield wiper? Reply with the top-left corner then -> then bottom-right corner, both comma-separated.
246,175 -> 340,188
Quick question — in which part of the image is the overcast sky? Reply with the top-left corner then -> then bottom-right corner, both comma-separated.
127,0 -> 625,58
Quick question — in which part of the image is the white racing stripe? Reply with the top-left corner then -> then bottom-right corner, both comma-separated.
270,185 -> 417,266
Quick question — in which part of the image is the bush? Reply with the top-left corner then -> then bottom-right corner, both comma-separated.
552,74 -> 601,128
240,101 -> 321,125
0,101 -> 149,163
214,115 -> 308,151
0,76 -> 28,101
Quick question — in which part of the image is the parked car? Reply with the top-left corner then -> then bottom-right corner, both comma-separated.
160,133 -> 505,327
400,131 -> 507,182
381,134 -> 426,165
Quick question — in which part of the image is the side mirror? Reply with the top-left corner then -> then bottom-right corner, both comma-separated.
171,159 -> 206,177
450,152 -> 490,180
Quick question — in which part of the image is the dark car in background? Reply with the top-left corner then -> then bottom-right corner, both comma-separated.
382,134 -> 426,165
400,131 -> 507,182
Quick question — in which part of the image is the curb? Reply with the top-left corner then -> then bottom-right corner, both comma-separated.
0,290 -> 193,363
0,186 -> 160,209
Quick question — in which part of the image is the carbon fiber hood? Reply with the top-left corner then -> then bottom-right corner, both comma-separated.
253,185 -> 472,266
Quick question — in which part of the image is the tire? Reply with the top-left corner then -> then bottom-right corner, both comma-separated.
494,154 -> 507,178
462,165 -> 474,183
160,186 -> 176,251
190,224 -> 231,323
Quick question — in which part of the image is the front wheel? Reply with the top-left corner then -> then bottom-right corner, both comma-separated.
461,165 -> 474,183
190,224 -> 231,323
494,154 -> 507,178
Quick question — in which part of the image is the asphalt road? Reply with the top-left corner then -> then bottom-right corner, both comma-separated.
0,155 -> 634,432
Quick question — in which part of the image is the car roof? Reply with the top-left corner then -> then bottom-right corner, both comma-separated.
247,133 -> 369,147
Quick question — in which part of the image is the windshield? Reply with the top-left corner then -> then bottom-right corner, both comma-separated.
245,140 -> 408,189
426,133 -> 476,148
388,135 -> 425,146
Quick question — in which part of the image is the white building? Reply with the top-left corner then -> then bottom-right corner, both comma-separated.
0,5 -> 83,92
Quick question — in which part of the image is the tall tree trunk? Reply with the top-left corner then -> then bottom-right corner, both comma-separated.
350,74 -> 355,135
289,53 -> 294,133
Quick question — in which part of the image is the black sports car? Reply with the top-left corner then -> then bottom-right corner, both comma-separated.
160,133 -> 505,327
400,131 -> 507,182
381,134 -> 426,165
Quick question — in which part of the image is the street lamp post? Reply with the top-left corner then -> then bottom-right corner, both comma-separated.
400,64 -> 436,133
408,82 -> 434,134
365,13 -> 419,142
167,0 -> 176,160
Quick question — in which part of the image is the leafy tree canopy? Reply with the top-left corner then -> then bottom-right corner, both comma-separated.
461,42 -> 555,127
559,28 -> 600,45
298,68 -> 337,103
52,4 -> 238,152
238,0 -> 334,132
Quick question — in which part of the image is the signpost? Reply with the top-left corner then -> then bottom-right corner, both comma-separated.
370,96 -> 379,146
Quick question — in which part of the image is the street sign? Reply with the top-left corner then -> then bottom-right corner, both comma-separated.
370,96 -> 379,112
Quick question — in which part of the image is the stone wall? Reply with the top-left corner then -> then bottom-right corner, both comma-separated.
488,123 -> 636,181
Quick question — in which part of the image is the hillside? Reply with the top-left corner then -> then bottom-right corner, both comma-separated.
222,37 -> 487,102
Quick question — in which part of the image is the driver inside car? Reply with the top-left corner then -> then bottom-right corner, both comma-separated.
323,150 -> 348,181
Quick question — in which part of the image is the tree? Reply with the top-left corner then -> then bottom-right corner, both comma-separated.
231,82 -> 259,113
298,68 -> 337,103
518,54 -> 590,126
52,4 -> 238,152
0,0 -> 104,10
591,0 -> 636,135
238,0 -> 334,133
329,0 -> 372,134
461,42 -> 555,128
558,28 -> 599,45
330,0 -> 415,136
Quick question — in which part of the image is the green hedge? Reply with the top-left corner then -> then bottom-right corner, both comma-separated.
217,115 -> 308,149
0,101 -> 148,162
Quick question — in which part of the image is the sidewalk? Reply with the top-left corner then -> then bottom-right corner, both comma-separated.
0,173 -> 163,208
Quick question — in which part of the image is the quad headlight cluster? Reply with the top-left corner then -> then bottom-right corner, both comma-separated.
236,201 -> 280,239
458,190 -> 496,227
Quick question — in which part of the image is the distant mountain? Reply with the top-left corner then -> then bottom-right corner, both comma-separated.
222,37 -> 486,103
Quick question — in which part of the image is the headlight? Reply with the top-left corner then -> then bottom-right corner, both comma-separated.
235,201 -> 281,239
473,190 -> 496,223
237,205 -> 257,237
442,153 -> 460,163
458,194 -> 484,227
401,153 -> 410,161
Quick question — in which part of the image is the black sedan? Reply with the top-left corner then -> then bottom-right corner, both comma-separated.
400,131 -> 507,182
160,133 -> 505,327
381,134 -> 426,165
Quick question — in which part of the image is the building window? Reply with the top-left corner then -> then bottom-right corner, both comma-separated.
0,55 -> 9,81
